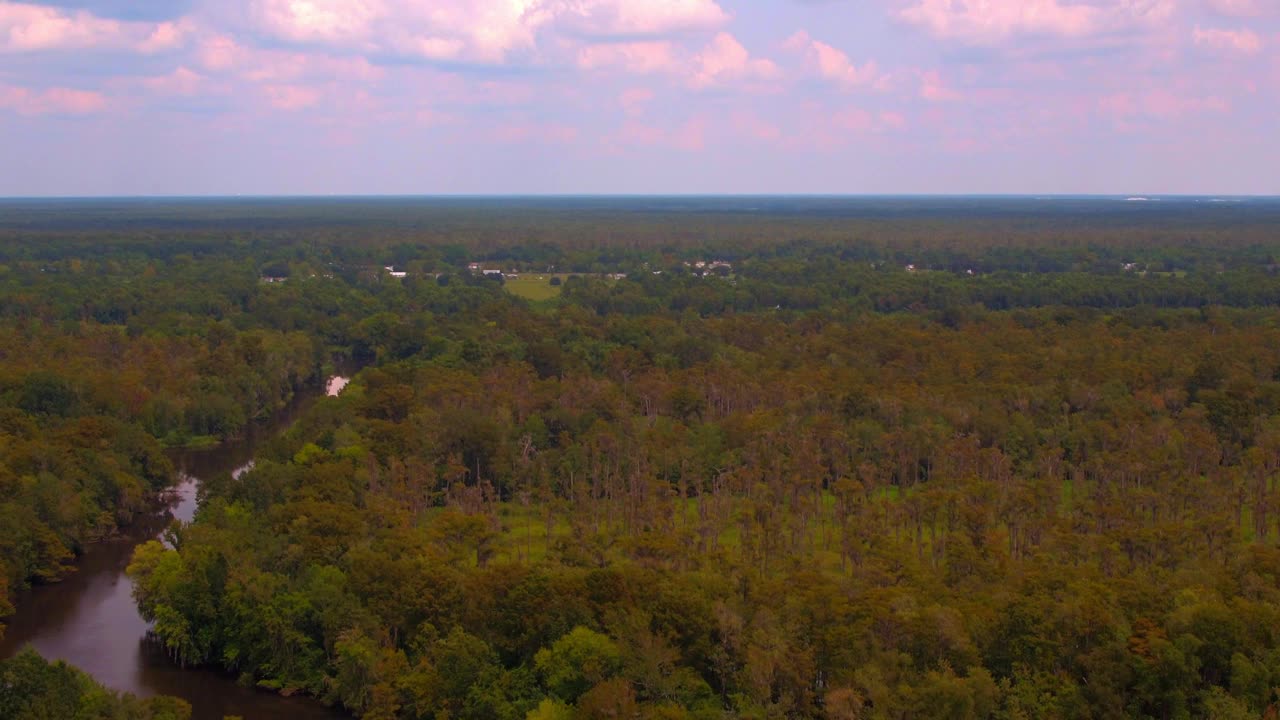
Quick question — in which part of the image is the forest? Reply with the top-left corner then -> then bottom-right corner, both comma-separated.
3,197 -> 1280,719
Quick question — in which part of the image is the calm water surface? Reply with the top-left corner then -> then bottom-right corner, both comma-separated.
0,380 -> 352,720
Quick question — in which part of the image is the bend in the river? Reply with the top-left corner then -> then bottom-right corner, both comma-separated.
0,376 -> 354,720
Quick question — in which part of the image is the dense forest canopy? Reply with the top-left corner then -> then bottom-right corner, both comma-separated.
4,197 -> 1280,719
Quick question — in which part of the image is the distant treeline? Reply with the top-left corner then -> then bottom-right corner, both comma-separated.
4,198 -> 1280,275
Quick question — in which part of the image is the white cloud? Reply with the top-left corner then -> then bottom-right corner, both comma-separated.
558,0 -> 728,37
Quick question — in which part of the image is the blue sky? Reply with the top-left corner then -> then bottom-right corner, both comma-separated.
1,0 -> 1277,195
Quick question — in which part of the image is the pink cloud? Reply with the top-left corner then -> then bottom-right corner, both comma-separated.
690,32 -> 779,89
881,111 -> 907,129
0,84 -> 106,114
1193,26 -> 1263,53
1098,89 -> 1230,120
247,0 -> 729,65
249,0 -> 547,63
604,114 -> 709,151
577,42 -> 679,74
1144,90 -> 1229,117
196,34 -> 383,91
784,103 -> 907,151
898,0 -> 1173,44
561,0 -> 729,37
246,52 -> 382,84
0,1 -> 166,52
919,70 -> 961,101
784,31 -> 882,90
251,0 -> 383,44
263,84 -> 321,111
198,35 -> 248,71
142,67 -> 204,96
136,19 -> 193,53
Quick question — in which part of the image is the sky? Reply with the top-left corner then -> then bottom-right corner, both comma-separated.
1,0 -> 1277,196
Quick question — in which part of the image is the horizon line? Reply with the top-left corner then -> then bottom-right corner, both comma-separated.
2,193 -> 1279,201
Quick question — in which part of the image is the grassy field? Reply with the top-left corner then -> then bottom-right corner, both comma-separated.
503,274 -> 565,301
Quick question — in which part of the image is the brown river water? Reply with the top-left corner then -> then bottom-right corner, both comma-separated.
0,380 -> 352,720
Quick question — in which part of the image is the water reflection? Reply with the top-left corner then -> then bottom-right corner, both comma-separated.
0,378 -> 353,720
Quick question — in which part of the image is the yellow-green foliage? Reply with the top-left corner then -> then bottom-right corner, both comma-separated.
504,275 -> 565,302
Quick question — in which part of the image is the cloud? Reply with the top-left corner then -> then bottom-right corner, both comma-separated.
248,0 -> 549,63
197,34 -> 247,70
0,83 -> 106,113
786,103 -> 907,150
246,0 -> 730,65
604,114 -> 708,151
690,32 -> 779,88
1098,89 -> 1230,120
558,0 -> 728,37
263,83 -> 321,110
784,31 -> 882,90
577,41 -> 679,73
136,18 -> 193,53
141,66 -> 204,95
0,0 -> 177,52
919,70 -> 960,101
897,0 -> 1173,44
249,0 -> 382,44
1193,26 -> 1263,53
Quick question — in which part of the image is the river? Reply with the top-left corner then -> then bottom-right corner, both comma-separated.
0,378 -> 353,720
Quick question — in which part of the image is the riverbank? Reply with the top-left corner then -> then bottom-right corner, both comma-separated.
0,376 -> 353,720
